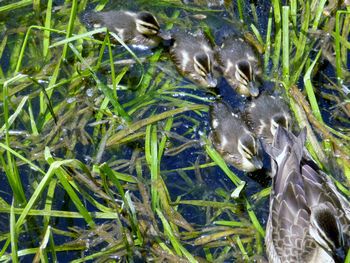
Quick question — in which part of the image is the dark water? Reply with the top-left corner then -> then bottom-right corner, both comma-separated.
0,0 -> 347,261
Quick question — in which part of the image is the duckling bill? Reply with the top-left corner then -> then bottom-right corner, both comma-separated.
265,127 -> 350,263
209,100 -> 263,172
216,38 -> 262,97
83,10 -> 169,48
170,31 -> 218,88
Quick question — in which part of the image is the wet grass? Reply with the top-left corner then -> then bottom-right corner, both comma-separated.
0,0 -> 349,261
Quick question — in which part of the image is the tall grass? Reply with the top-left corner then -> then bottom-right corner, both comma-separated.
0,0 -> 349,261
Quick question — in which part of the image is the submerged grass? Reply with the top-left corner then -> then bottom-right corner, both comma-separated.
0,0 -> 349,261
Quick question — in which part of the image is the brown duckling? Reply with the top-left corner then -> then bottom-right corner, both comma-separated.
246,94 -> 292,145
170,31 -> 218,88
84,10 -> 169,48
216,38 -> 262,97
209,100 -> 263,172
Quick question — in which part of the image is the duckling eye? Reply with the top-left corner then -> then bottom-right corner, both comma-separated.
194,53 -> 210,76
137,12 -> 159,26
136,22 -> 159,35
236,61 -> 252,84
241,145 -> 253,159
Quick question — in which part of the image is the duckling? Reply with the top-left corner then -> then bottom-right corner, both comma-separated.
170,31 -> 217,88
265,127 -> 350,263
245,94 -> 292,145
209,100 -> 263,172
216,38 -> 262,97
83,10 -> 168,47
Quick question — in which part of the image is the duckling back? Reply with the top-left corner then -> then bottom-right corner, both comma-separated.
82,10 -> 163,47
265,127 -> 350,263
210,100 -> 246,147
84,11 -> 136,39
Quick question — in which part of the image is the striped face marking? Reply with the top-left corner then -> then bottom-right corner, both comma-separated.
238,132 -> 258,161
135,12 -> 160,35
235,60 -> 253,86
193,52 -> 211,77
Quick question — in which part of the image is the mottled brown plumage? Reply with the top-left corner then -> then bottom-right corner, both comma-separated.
84,11 -> 166,47
209,100 -> 263,172
216,38 -> 262,97
265,127 -> 350,263
246,94 -> 291,145
170,31 -> 217,88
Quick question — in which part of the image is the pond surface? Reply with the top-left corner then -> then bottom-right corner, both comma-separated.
0,0 -> 349,262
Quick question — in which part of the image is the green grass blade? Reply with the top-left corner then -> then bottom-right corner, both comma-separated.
335,11 -> 350,81
10,200 -> 19,263
303,50 -> 323,122
61,0 -> 78,60
282,6 -> 290,85
43,0 -> 53,57
264,7 -> 273,71
156,209 -> 198,263
107,104 -> 206,146
271,0 -> 281,73
0,0 -> 32,12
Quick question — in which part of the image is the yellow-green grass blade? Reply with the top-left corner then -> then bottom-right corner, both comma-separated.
271,0 -> 281,73
10,199 -> 19,263
43,0 -> 53,57
0,0 -> 32,13
303,50 -> 323,123
282,6 -> 289,85
156,209 -> 198,263
107,104 -> 207,146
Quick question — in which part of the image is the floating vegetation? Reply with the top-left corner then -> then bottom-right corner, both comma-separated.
0,0 -> 349,261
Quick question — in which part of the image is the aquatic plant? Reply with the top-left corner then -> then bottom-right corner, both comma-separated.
0,0 -> 349,261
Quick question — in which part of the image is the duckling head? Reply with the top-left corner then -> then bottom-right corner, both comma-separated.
135,12 -> 161,36
270,113 -> 290,137
193,52 -> 217,88
237,133 -> 263,172
234,60 -> 259,97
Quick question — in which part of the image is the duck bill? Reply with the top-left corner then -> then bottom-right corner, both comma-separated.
251,156 -> 263,170
206,73 -> 218,88
248,81 -> 259,97
158,29 -> 172,40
